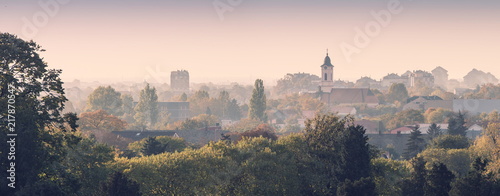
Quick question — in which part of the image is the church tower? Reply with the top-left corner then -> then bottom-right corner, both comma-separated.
320,50 -> 334,92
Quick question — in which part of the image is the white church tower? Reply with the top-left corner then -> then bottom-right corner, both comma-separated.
320,50 -> 334,92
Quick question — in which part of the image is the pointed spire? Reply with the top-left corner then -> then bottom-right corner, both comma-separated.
326,48 -> 329,56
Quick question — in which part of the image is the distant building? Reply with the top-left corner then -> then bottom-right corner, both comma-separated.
402,96 -> 452,111
432,66 -> 448,90
355,77 -> 381,88
354,119 -> 381,134
170,70 -> 189,92
388,123 -> 482,139
133,101 -> 190,122
157,102 -> 190,121
452,99 -> 500,114
320,88 -> 379,107
463,69 -> 499,88
381,73 -> 408,87
330,106 -> 357,116
409,70 -> 434,87
315,52 -> 378,107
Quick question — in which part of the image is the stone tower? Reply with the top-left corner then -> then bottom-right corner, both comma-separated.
170,70 -> 189,92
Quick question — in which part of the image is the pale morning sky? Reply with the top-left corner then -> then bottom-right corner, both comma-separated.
1,0 -> 499,85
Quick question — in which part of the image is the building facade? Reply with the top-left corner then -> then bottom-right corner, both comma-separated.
170,70 -> 189,92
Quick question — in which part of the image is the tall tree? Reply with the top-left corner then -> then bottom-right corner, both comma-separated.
304,114 -> 373,194
403,125 -> 426,160
86,86 -> 123,116
448,111 -> 468,136
427,123 -> 441,140
121,94 -> 134,115
227,99 -> 242,120
249,79 -> 268,122
0,33 -> 67,194
134,83 -> 158,129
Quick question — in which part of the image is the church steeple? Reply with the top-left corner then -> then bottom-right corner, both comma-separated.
320,50 -> 334,92
322,49 -> 333,67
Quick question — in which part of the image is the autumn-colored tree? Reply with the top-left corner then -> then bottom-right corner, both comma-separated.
237,124 -> 278,141
79,110 -> 127,132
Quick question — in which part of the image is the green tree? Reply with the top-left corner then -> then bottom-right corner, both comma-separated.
401,157 -> 427,196
180,92 -> 188,102
448,111 -> 468,136
100,172 -> 141,196
304,114 -> 373,194
0,33 -> 68,194
403,125 -> 426,160
428,123 -> 442,140
424,163 -> 455,196
249,79 -> 268,122
386,109 -> 424,130
134,83 -> 159,129
336,177 -> 376,196
121,94 -> 134,115
86,86 -> 123,116
430,135 -> 469,149
449,158 -> 500,196
141,137 -> 164,156
227,99 -> 242,120
386,83 -> 409,104
129,136 -> 187,156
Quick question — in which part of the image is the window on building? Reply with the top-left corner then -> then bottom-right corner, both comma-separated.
324,73 -> 327,81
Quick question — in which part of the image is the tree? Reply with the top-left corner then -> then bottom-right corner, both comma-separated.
449,158 -> 500,196
134,83 -> 159,129
249,79 -> 268,122
386,109 -> 424,130
400,157 -> 427,196
86,86 -> 123,116
141,137 -> 164,156
100,172 -> 141,196
448,111 -> 468,136
386,83 -> 409,104
121,94 -> 134,116
79,110 -> 127,132
424,108 -> 453,124
304,114 -> 373,194
424,163 -> 455,196
180,92 -> 188,101
0,33 -> 68,194
129,136 -> 187,156
403,125 -> 426,160
427,123 -> 441,140
238,124 -> 278,141
429,135 -> 469,149
226,99 -> 242,120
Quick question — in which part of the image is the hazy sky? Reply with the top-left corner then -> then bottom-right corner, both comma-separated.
1,0 -> 499,85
